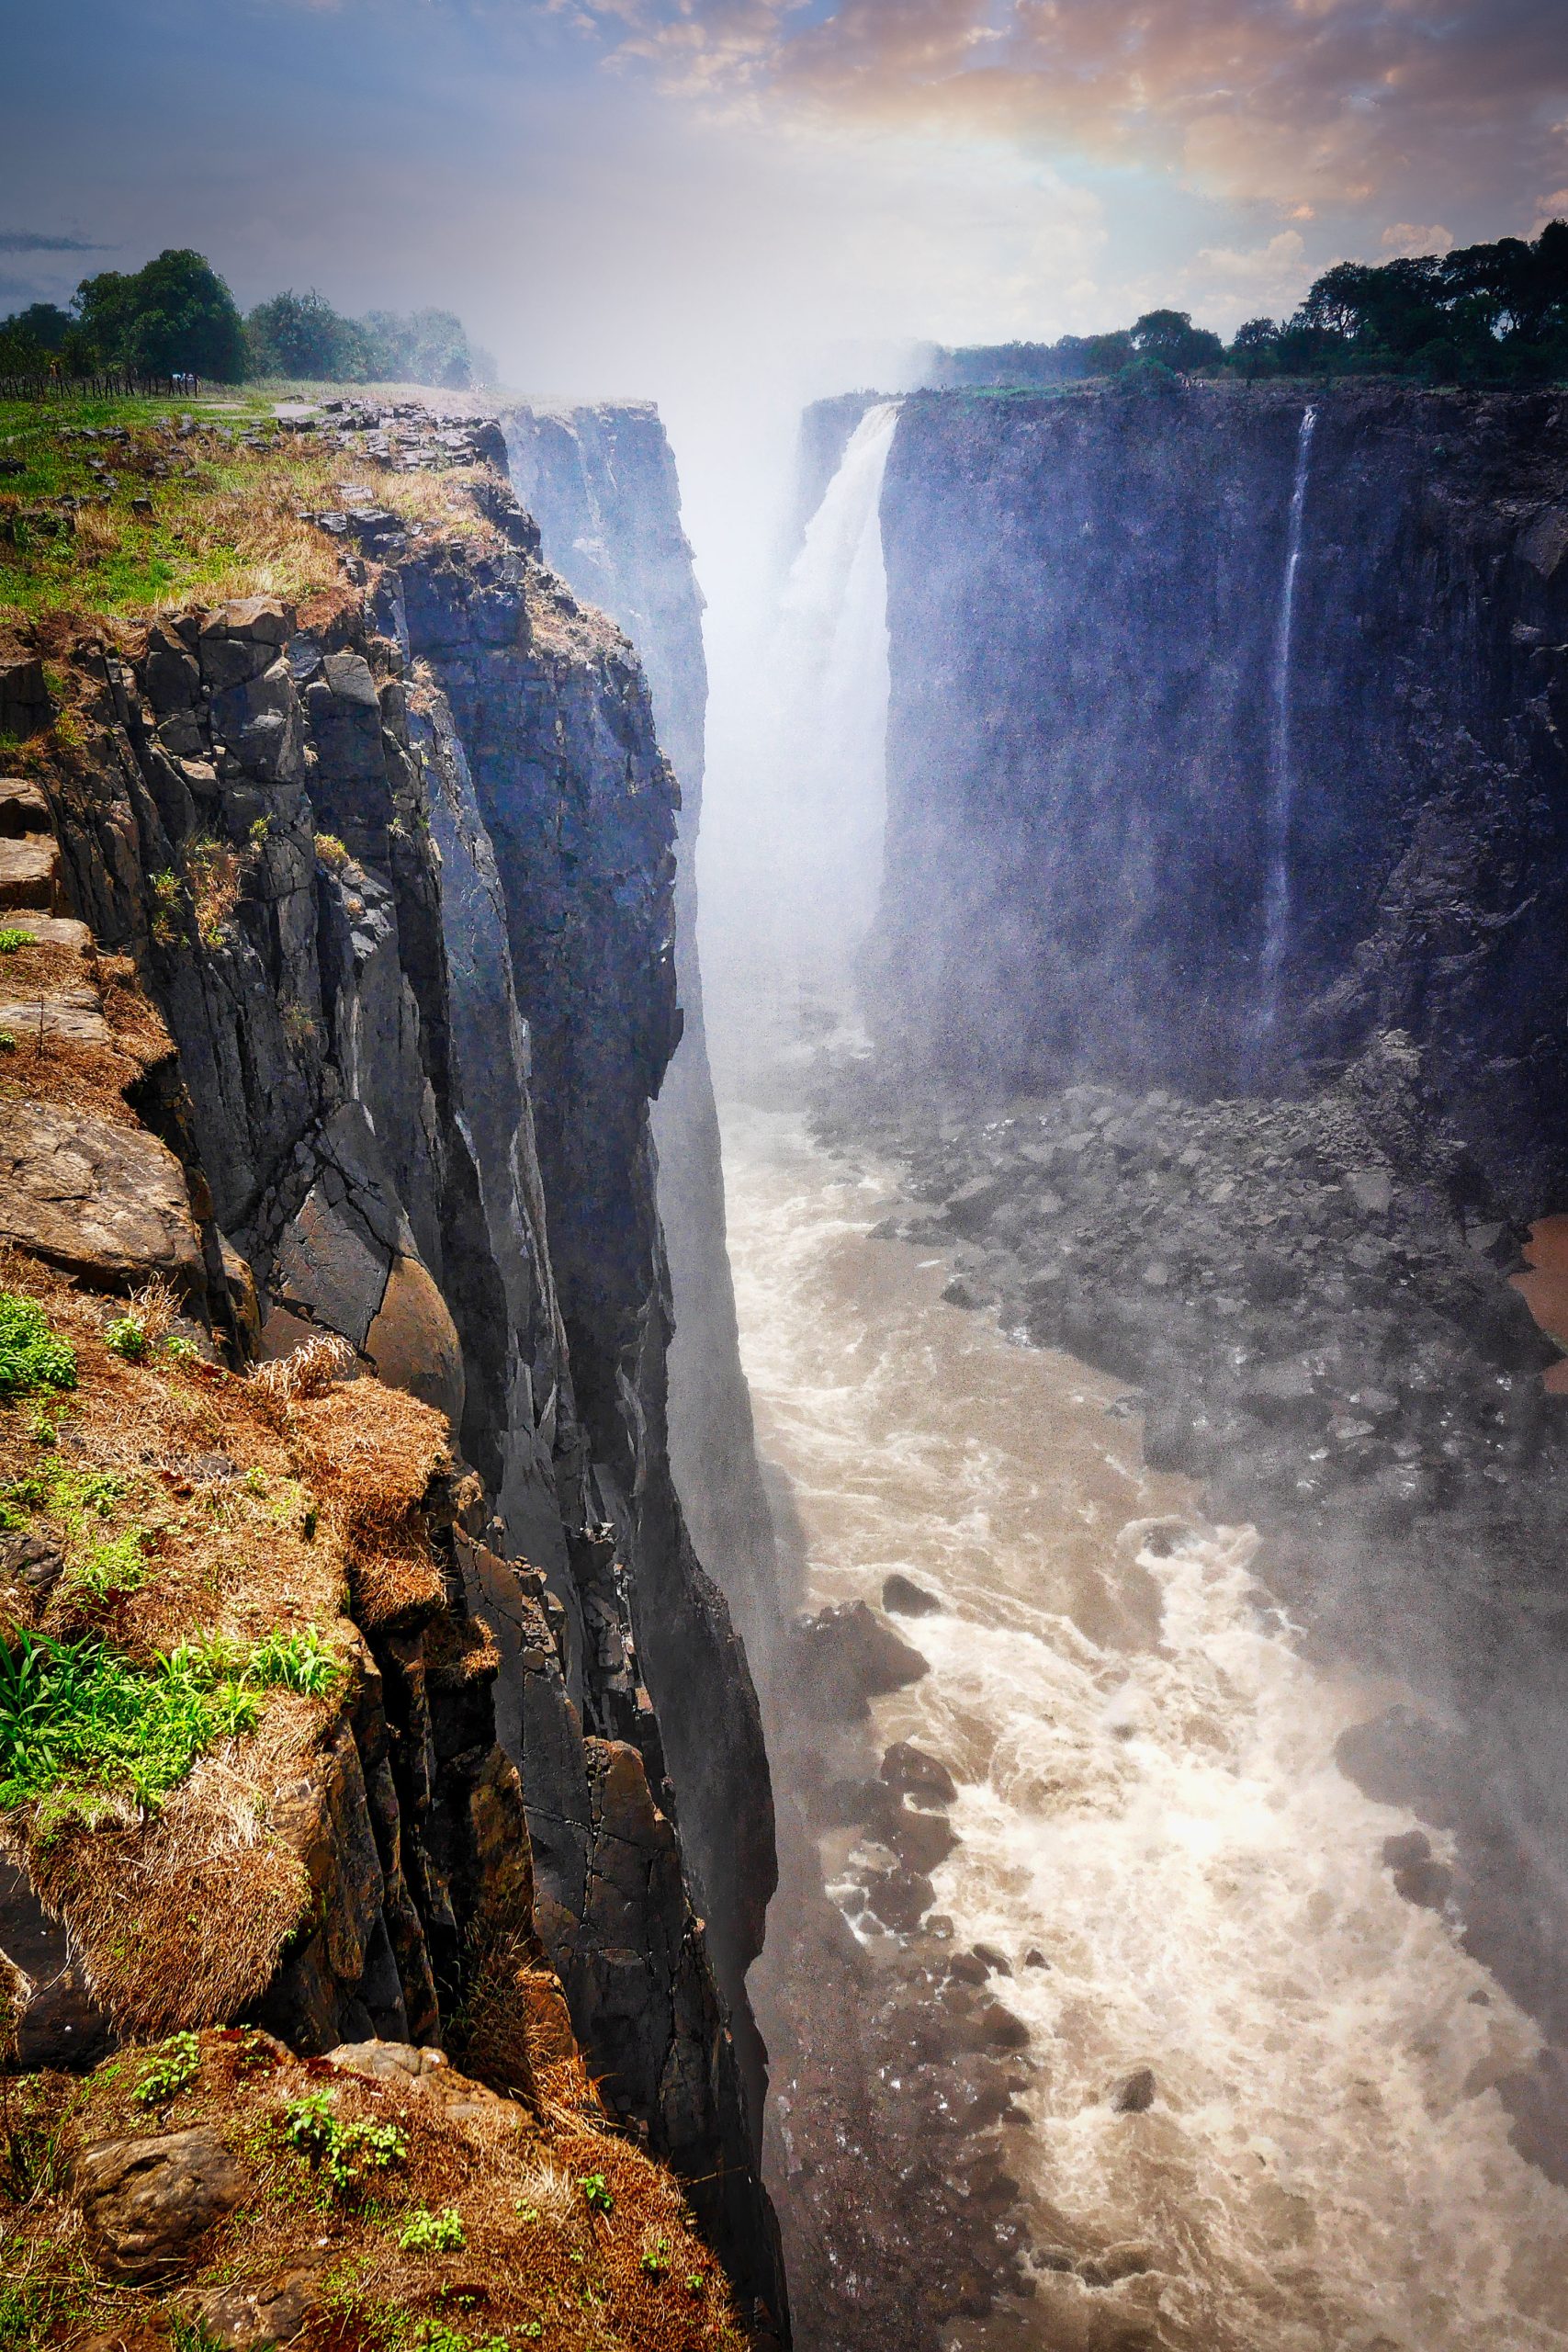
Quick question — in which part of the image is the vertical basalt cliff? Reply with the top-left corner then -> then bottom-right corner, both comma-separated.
0,416 -> 784,2326
501,403 -> 782,1655
869,383 -> 1568,1216
498,409 -> 784,2138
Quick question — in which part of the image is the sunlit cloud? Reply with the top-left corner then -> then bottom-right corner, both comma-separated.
559,0 -> 1568,220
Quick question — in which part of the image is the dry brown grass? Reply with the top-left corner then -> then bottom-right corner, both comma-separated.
184,832 -> 251,945
250,1329 -> 357,1408
0,938 -> 172,1125
2,2027 -> 752,2348
0,1252 -> 466,2033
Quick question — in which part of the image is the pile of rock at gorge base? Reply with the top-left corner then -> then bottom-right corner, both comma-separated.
814,1040 -> 1568,2188
0,400 -> 784,2346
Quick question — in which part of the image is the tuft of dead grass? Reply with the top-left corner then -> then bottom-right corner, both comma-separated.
0,938 -> 172,1125
249,1329 -> 356,1408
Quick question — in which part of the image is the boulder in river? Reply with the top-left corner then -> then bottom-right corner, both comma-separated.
794,1600 -> 930,1719
1111,2066 -> 1157,2114
883,1571 -> 944,1617
881,1740 -> 958,1806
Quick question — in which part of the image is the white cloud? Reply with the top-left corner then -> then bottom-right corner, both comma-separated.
1380,221 -> 1453,255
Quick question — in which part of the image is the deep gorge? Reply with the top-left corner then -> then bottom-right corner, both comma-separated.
3,372 -> 1568,2352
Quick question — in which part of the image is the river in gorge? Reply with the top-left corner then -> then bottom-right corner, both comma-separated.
718,1095 -> 1568,2352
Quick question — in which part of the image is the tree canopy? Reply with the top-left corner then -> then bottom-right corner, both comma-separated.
74,251 -> 248,380
927,221 -> 1568,391
0,251 -> 491,390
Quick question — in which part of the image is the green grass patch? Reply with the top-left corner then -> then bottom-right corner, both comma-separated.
0,1459 -> 151,1600
0,1291 -> 77,1399
0,1623 -> 344,1816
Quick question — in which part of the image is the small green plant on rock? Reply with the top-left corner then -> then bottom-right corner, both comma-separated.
399,2203 -> 467,2252
0,930 -> 31,955
314,832 -> 350,872
0,1292 -> 76,1399
133,2029 -> 200,2108
104,1315 -> 151,1363
579,2172 -> 613,2215
280,2088 -> 407,2197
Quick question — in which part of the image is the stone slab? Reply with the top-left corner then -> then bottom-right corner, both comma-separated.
0,1097 -> 203,1293
0,835 -> 58,911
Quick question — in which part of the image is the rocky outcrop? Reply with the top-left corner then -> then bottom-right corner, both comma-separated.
4,441 -> 783,2322
497,403 -> 784,2128
869,383 -> 1568,1218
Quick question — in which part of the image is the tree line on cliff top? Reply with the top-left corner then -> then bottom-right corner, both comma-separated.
931,220 -> 1568,391
0,249 -> 493,390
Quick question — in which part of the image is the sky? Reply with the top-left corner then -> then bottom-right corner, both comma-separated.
4,0 -> 1566,621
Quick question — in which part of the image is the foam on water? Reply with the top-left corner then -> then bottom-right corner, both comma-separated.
726,1102 -> 1568,2351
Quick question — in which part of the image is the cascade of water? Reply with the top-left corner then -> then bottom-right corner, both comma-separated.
739,401 -> 900,1059
1256,403 -> 1317,1051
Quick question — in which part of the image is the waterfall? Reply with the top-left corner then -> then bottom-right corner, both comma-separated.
745,400 -> 900,1058
1256,402 -> 1317,1051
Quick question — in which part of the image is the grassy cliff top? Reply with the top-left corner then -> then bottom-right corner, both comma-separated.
0,388 -> 498,628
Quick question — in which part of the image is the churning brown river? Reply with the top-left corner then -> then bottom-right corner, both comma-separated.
721,1101 -> 1568,2352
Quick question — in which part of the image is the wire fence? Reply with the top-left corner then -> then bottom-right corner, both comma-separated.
0,372 -> 202,402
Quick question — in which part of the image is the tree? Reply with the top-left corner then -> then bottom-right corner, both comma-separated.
366,307 -> 474,390
75,250 -> 247,380
246,290 -> 380,382
1129,309 -> 1224,374
1231,318 -> 1281,379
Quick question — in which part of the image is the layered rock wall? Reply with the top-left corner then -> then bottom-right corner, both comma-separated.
7,444 -> 783,2316
499,410 -> 784,2141
869,384 -> 1568,1216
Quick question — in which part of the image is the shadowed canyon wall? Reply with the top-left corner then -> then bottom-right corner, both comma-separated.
1,415 -> 784,2319
867,384 -> 1568,1219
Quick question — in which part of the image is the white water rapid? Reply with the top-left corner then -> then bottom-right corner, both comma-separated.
710,402 -> 1568,2350
1257,403 -> 1317,1045
725,1109 -> 1568,2352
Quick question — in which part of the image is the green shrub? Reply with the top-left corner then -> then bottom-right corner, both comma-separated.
0,931 -> 30,955
313,832 -> 350,872
104,1316 -> 152,1363
280,2089 -> 407,2195
399,2204 -> 467,2252
579,2172 -> 613,2215
133,2029 -> 200,2107
0,1293 -> 77,1398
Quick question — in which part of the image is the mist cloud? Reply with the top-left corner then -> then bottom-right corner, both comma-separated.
562,0 -> 1568,220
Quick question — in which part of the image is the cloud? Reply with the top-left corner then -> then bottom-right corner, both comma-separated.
561,0 -> 1568,220
1381,221 -> 1453,254
0,232 -> 105,253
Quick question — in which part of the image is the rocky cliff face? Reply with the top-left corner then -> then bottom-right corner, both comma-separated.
0,409 -> 783,2325
818,377 -> 1568,2186
870,383 -> 1568,1219
500,408 -> 784,2129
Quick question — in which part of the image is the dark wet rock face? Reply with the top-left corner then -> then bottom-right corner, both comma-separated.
25,457 -> 784,2319
871,384 -> 1568,1219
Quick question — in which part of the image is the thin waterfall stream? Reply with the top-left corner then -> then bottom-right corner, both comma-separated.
1256,403 -> 1317,1046
712,406 -> 1568,2350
